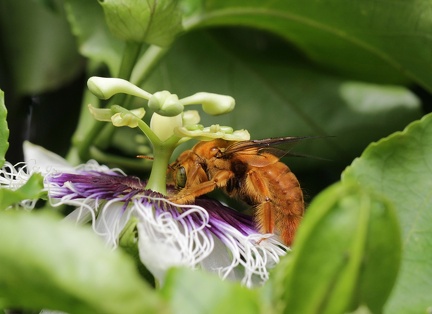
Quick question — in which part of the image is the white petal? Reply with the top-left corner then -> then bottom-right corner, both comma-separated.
23,141 -> 73,174
199,236 -> 243,282
94,201 -> 133,247
137,224 -> 188,283
134,198 -> 214,284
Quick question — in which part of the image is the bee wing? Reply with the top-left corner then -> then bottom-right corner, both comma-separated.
224,136 -> 315,167
225,136 -> 312,156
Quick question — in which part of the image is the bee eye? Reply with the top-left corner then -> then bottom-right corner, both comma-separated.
175,166 -> 187,188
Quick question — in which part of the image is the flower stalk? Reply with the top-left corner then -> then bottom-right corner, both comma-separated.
145,142 -> 175,195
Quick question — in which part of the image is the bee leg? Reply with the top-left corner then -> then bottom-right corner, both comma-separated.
246,170 -> 275,235
169,170 -> 233,204
280,215 -> 301,247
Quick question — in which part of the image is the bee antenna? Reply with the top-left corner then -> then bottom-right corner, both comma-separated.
137,155 -> 154,161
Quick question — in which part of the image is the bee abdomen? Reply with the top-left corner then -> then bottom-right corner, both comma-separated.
257,162 -> 304,245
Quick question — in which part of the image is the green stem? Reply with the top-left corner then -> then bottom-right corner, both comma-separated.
77,121 -> 105,160
68,88 -> 101,162
118,41 -> 143,79
145,143 -> 175,195
130,45 -> 169,86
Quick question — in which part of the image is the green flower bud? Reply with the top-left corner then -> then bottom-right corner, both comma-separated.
87,77 -> 152,100
180,92 -> 235,115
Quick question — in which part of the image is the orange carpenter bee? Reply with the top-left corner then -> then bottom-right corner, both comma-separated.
168,136 -> 310,246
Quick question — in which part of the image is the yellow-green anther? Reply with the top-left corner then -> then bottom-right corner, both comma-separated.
174,124 -> 250,141
209,124 -> 233,134
185,124 -> 204,131
148,91 -> 184,117
111,108 -> 145,128
87,76 -> 152,100
182,110 -> 200,126
179,92 -> 235,115
150,112 -> 182,141
88,104 -> 114,122
220,129 -> 250,141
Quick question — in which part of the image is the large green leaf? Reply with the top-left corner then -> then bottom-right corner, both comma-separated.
343,113 -> 432,313
61,0 -> 426,172
0,90 -> 8,167
63,0 -> 432,91
64,0 -> 125,75
142,30 -> 422,168
0,211 -> 167,313
0,0 -> 82,94
184,0 -> 432,91
270,181 -> 401,313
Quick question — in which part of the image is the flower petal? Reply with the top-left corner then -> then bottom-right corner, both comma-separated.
46,164 -> 286,287
23,141 -> 73,174
195,198 -> 287,287
133,196 -> 214,283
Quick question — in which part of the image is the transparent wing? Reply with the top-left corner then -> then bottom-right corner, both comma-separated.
225,136 -> 314,157
223,136 -> 319,167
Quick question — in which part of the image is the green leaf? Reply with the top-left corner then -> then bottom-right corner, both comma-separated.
0,0 -> 82,94
0,211 -> 167,313
99,0 -> 183,47
142,30 -> 422,168
162,267 -> 260,314
343,113 -> 432,313
64,0 -> 125,75
0,173 -> 44,210
0,90 -> 9,167
270,181 -> 401,313
185,0 -> 432,90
